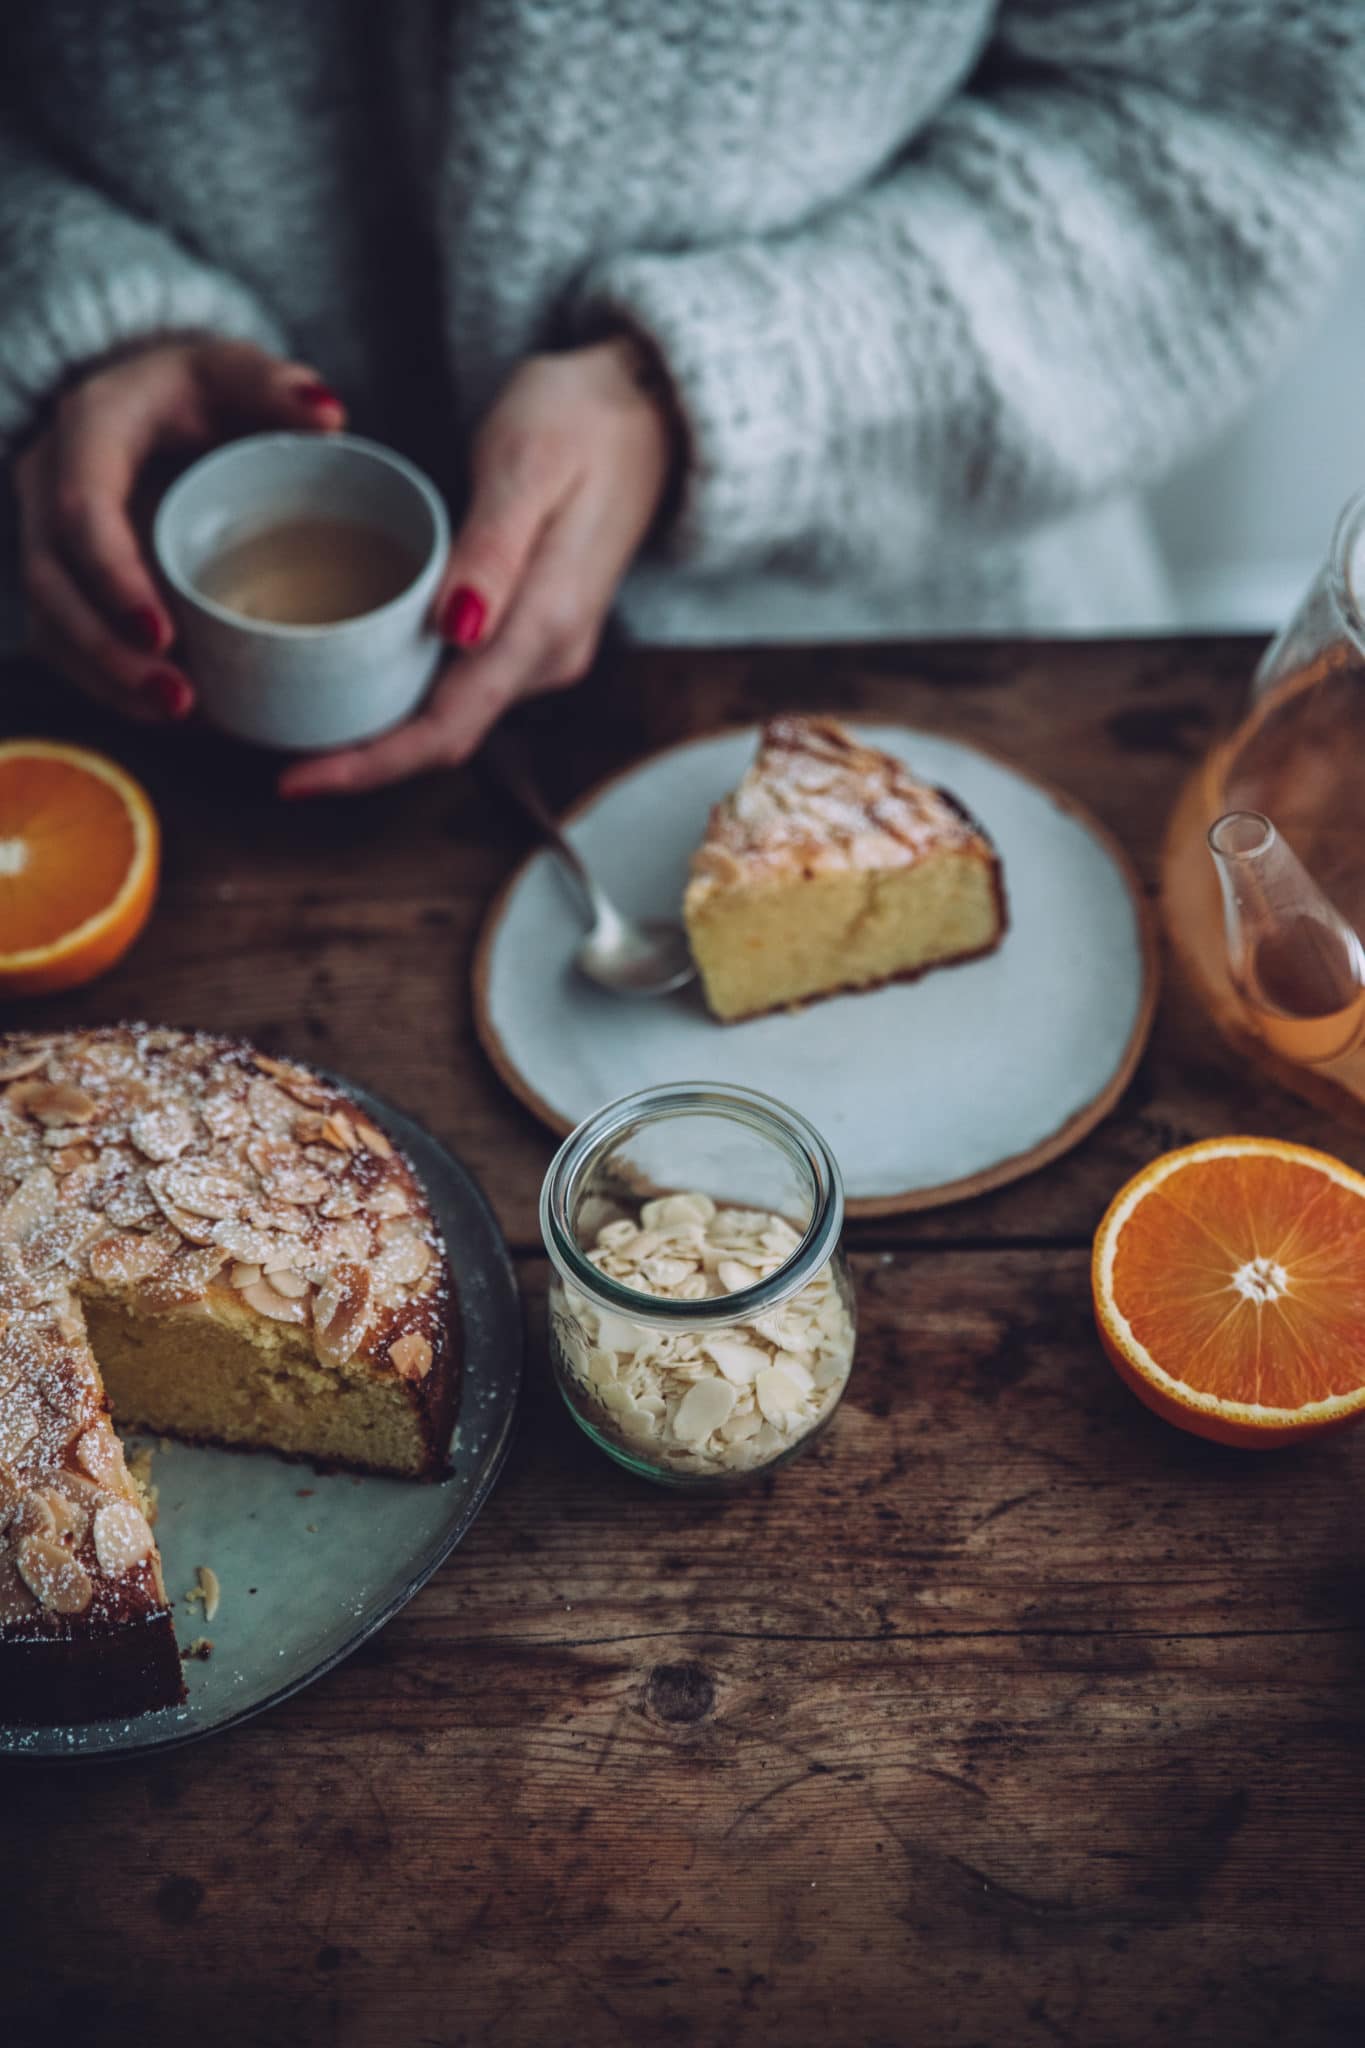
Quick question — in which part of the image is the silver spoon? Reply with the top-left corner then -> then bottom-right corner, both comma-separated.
482,728 -> 696,998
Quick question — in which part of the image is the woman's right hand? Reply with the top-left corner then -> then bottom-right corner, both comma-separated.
13,337 -> 346,721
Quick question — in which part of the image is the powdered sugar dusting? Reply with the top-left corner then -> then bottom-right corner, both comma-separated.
687,714 -> 985,888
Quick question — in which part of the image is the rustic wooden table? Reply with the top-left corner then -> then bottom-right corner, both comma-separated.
5,640 -> 1365,2048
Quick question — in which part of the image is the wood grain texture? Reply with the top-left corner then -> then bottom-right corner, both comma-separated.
3,641 -> 1364,2047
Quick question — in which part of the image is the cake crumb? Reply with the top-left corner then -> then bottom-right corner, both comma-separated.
183,1637 -> 214,1661
296,1489 -> 314,1497
306,1522 -> 318,1533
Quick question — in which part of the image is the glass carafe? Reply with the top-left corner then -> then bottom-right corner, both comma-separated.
1191,490 -> 1365,1090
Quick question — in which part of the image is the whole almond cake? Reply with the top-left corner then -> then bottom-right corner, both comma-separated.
0,1026 -> 456,1725
684,716 -> 1007,1020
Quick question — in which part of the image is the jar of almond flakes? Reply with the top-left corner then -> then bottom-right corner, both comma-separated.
540,1083 -> 855,1488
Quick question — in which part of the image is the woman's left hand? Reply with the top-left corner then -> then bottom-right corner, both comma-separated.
279,336 -> 679,797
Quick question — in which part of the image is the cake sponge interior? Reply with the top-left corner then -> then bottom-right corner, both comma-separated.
85,1298 -> 432,1478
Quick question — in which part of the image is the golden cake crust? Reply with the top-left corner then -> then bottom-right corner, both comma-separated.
686,714 -> 988,896
0,1026 -> 457,1717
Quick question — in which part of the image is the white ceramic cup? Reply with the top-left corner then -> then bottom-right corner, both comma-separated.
153,433 -> 449,751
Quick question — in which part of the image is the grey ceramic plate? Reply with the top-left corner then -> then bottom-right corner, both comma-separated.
1,1082 -> 521,1763
475,723 -> 1158,1215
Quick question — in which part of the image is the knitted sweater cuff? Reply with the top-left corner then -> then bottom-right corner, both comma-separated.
572,247 -> 833,574
0,255 -> 288,453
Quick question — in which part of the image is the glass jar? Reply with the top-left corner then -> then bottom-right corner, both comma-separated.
540,1083 -> 856,1489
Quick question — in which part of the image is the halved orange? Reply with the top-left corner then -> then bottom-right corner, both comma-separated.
1093,1137 -> 1365,1447
0,740 -> 160,997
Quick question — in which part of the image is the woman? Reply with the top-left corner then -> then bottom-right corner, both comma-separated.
4,1 -> 1363,796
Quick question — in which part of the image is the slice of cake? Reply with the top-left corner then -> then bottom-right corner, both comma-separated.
0,1026 -> 457,1724
683,715 -> 1006,1021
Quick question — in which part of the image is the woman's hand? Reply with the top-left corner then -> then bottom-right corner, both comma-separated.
14,337 -> 345,721
279,336 -> 679,796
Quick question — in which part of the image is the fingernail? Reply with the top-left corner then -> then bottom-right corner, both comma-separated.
440,585 -> 486,648
122,605 -> 164,653
143,668 -> 194,720
294,380 -> 342,411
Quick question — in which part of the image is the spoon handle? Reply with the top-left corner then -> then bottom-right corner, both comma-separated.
480,724 -> 607,924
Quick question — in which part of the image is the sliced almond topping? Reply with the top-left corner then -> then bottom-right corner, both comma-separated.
230,1261 -> 263,1289
388,1332 -> 432,1381
251,1053 -> 333,1110
267,1265 -> 310,1300
93,1498 -> 155,1574
355,1120 -> 394,1161
246,1198 -> 308,1237
0,1392 -> 43,1463
0,1165 -> 57,1244
200,1092 -> 251,1142
6,1079 -> 98,1126
159,1162 -> 249,1221
211,1218 -> 279,1265
321,1111 -> 360,1153
196,1564 -> 221,1621
87,1231 -> 175,1287
0,1046 -> 52,1083
239,1276 -> 310,1325
76,1424 -> 120,1481
51,1143 -> 99,1177
246,1074 -> 298,1135
128,1102 -> 198,1162
245,1139 -> 329,1206
365,1185 -> 409,1219
313,1261 -> 373,1366
14,1489 -> 58,1542
17,1534 -> 93,1614
140,1244 -> 231,1310
374,1220 -> 432,1289
313,1220 -> 372,1267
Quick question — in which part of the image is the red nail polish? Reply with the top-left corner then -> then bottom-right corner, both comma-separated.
122,605 -> 164,653
441,585 -> 486,648
294,381 -> 342,411
144,668 -> 193,720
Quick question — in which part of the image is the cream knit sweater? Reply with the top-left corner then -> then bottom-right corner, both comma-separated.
2,1 -> 1364,639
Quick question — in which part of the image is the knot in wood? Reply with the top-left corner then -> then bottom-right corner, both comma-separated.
645,1660 -> 715,1723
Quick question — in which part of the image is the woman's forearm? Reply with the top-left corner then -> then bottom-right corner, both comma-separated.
571,0 -> 1365,584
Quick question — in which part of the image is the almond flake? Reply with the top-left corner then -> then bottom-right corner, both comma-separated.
196,1564 -> 221,1621
267,1265 -> 310,1299
313,1261 -> 372,1364
140,1244 -> 231,1310
93,1498 -> 155,1574
239,1276 -> 310,1324
17,1534 -> 93,1613
673,1376 -> 736,1444
388,1332 -> 432,1381
0,1046 -> 52,1083
0,1166 -> 57,1244
355,1121 -> 394,1160
128,1102 -> 198,1162
76,1425 -> 120,1481
87,1232 -> 174,1287
7,1080 -> 98,1127
717,1258 -> 760,1295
